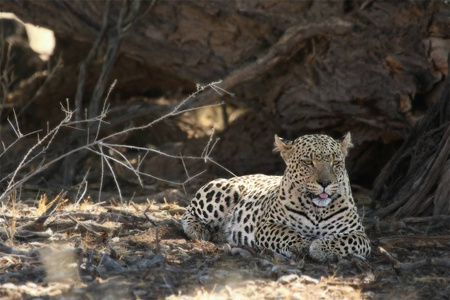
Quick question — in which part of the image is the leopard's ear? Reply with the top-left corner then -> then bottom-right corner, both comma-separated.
339,132 -> 353,157
274,135 -> 293,163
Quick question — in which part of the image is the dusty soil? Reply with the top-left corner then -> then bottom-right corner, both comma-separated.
0,190 -> 449,300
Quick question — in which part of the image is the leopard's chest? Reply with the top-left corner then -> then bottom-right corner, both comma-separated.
279,196 -> 352,238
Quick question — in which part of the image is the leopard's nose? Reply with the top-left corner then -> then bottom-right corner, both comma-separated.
317,180 -> 331,188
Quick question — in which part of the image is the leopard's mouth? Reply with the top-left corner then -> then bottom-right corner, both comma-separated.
309,192 -> 332,207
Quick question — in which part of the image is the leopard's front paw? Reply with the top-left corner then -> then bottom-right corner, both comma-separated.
284,240 -> 311,258
309,239 -> 337,262
183,222 -> 212,241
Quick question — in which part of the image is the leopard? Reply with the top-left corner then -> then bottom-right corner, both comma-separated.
181,133 -> 371,261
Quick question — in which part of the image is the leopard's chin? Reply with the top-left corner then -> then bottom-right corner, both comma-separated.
312,197 -> 332,207
309,193 -> 331,207
306,192 -> 332,207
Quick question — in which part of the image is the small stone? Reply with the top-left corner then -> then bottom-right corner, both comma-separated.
258,259 -> 273,267
337,258 -> 350,268
230,247 -> 252,258
363,272 -> 375,283
2,283 -> 17,290
271,265 -> 287,273
80,275 -> 94,282
230,247 -> 242,255
133,290 -> 148,297
198,274 -> 210,285
350,253 -> 366,260
300,275 -> 319,284
273,252 -> 289,263
223,243 -> 232,255
277,274 -> 299,284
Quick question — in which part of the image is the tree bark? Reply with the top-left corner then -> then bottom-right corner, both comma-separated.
373,69 -> 449,218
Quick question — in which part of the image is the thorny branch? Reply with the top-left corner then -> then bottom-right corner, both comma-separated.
64,0 -> 139,185
0,81 -> 231,203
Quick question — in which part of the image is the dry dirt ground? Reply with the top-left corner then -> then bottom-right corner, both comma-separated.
0,189 -> 449,300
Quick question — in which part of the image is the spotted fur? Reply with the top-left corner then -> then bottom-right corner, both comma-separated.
181,133 -> 371,261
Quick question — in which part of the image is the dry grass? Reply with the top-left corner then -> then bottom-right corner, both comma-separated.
0,190 -> 449,299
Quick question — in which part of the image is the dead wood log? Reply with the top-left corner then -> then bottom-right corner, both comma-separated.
0,265 -> 46,283
0,227 -> 53,240
100,254 -> 127,272
402,215 -> 450,224
364,215 -> 450,233
377,247 -> 450,275
0,242 -> 38,257
373,66 -> 450,218
377,235 -> 450,249
43,216 -> 118,234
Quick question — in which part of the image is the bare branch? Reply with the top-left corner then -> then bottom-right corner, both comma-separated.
0,79 -> 234,202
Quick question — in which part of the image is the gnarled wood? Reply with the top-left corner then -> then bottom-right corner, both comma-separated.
373,68 -> 450,218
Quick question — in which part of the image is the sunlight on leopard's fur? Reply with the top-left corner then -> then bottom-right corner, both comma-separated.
181,133 -> 371,261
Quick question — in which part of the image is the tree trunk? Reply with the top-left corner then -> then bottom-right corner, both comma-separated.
373,68 -> 450,218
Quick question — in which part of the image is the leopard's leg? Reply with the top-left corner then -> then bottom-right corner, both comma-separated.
181,207 -> 212,241
181,179 -> 245,242
309,232 -> 371,262
255,222 -> 312,258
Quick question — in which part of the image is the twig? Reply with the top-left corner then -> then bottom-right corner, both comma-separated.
100,254 -> 126,272
155,226 -> 160,253
100,81 -> 227,143
67,216 -> 114,235
0,227 -> 53,240
144,212 -> 157,227
101,144 -> 143,186
0,242 -> 37,257
1,106 -> 73,189
17,190 -> 67,231
7,109 -> 23,138
87,146 -> 208,185
62,0 -> 112,185
99,144 -> 122,204
88,1 -> 131,120
74,169 -> 90,209
377,246 -> 450,275
0,130 -> 41,158
74,0 -> 111,125
94,79 -> 116,142
377,235 -> 450,249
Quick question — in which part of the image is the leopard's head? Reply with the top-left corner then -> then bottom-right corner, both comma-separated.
274,133 -> 352,207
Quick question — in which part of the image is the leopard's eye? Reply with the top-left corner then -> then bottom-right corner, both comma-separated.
333,160 -> 342,166
302,159 -> 313,166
